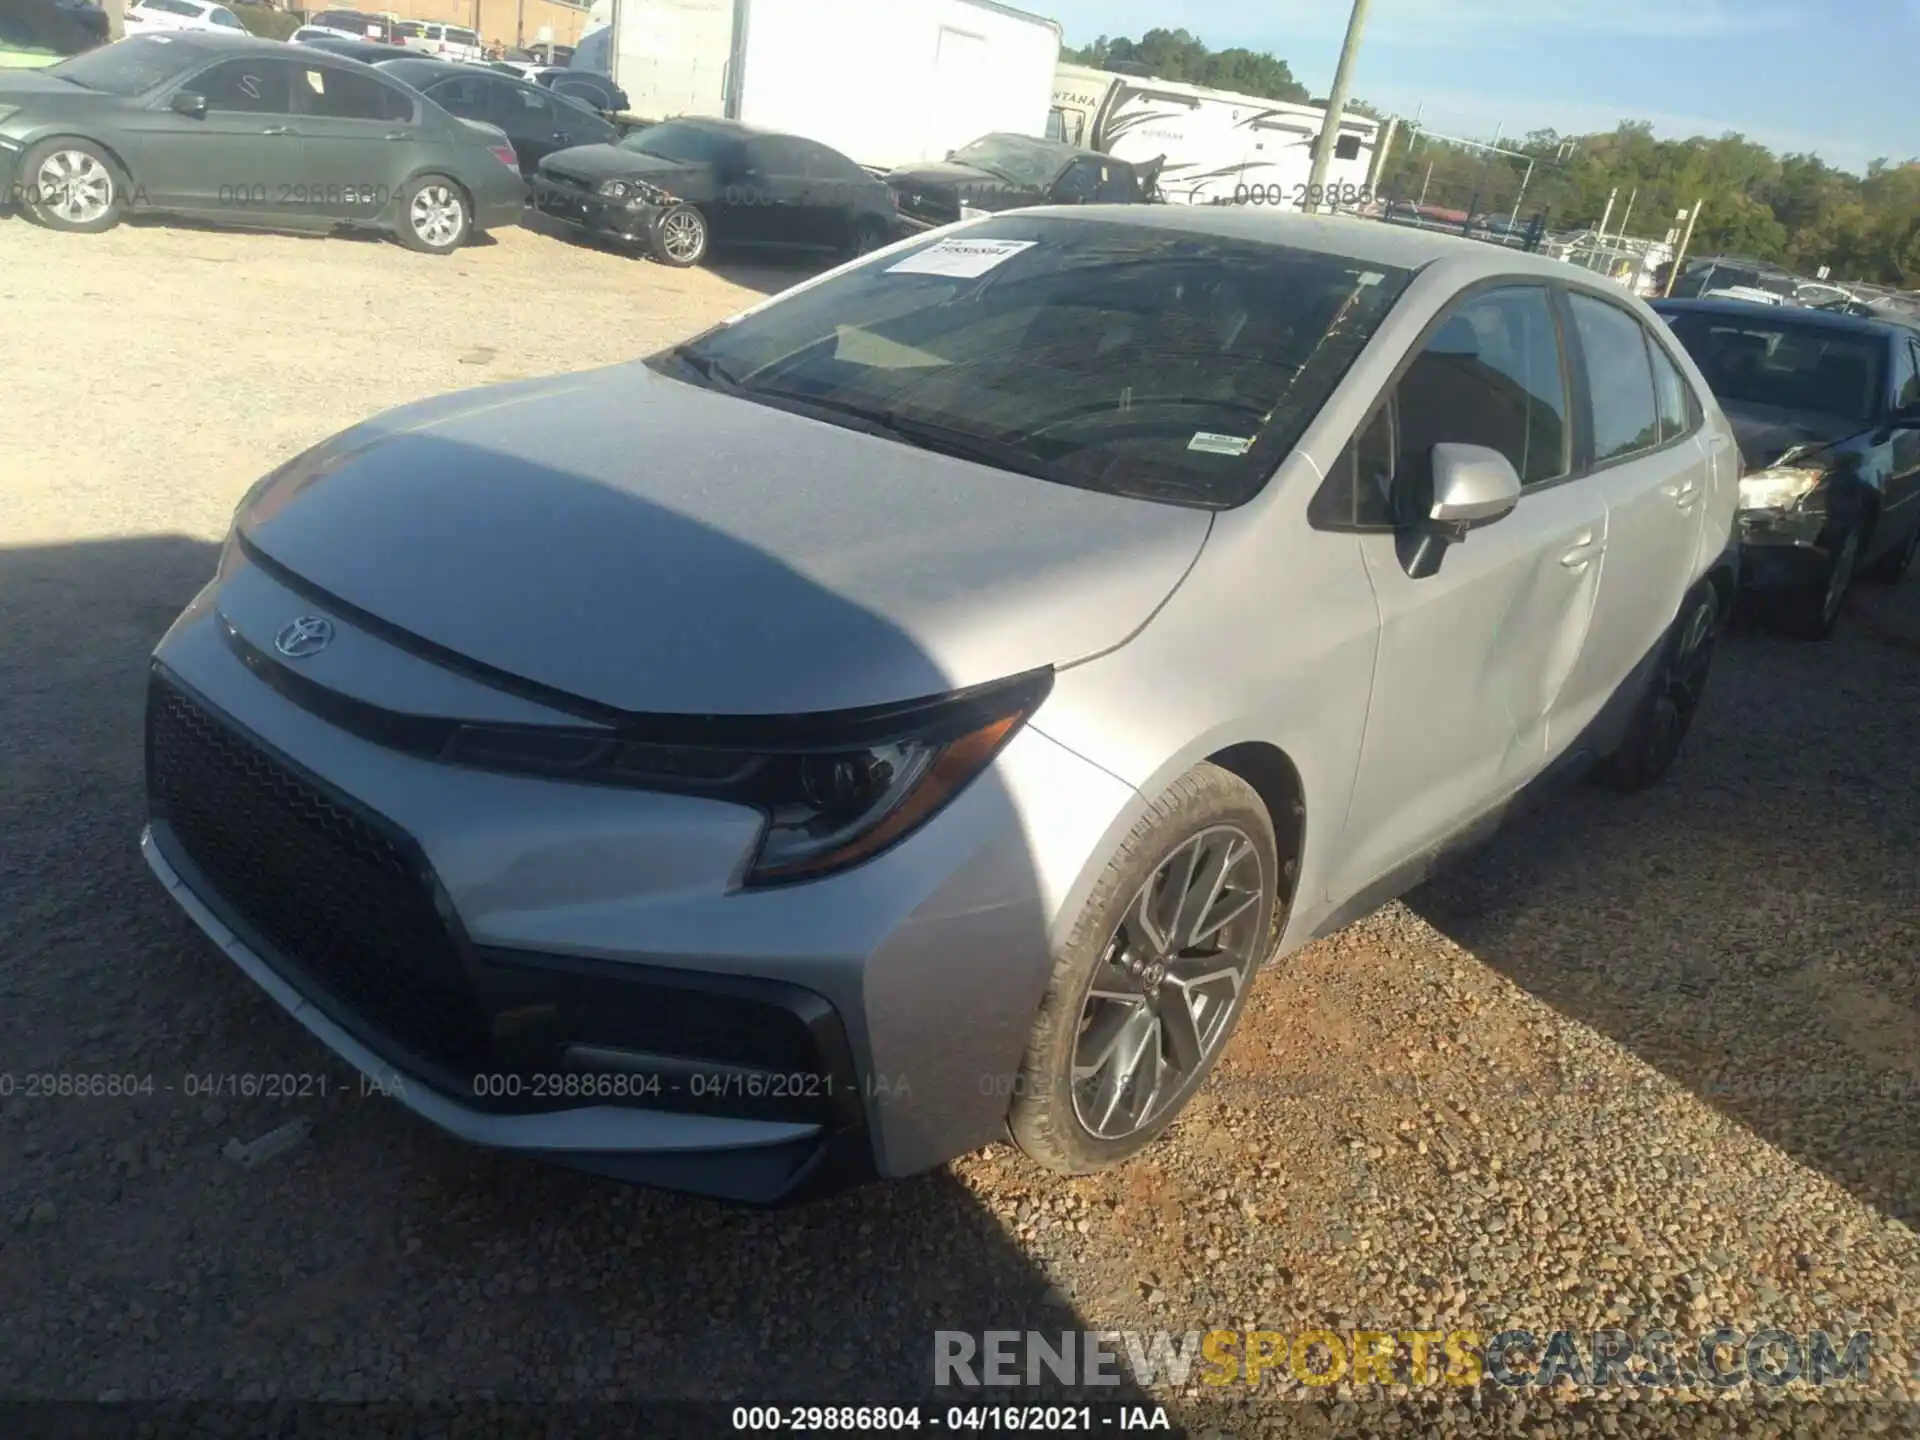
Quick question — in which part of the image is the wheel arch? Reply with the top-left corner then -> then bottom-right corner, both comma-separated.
20,131 -> 141,195
1204,740 -> 1307,918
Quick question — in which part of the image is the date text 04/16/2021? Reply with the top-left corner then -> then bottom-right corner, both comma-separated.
730,1405 -> 1173,1432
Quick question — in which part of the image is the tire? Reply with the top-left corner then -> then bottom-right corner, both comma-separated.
396,175 -> 471,255
1862,517 -> 1920,585
1591,581 -> 1719,793
843,216 -> 891,262
1771,527 -> 1860,640
648,203 -> 708,267
1008,764 -> 1279,1176
18,138 -> 128,234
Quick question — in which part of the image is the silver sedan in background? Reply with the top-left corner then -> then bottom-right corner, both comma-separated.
141,207 -> 1739,1202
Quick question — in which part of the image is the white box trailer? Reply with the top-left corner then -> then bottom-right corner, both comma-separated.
1049,63 -> 1379,209
572,0 -> 1062,171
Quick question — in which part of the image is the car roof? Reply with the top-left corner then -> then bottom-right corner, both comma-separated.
1652,296 -> 1909,338
1020,204 -> 1586,279
131,29 -> 284,55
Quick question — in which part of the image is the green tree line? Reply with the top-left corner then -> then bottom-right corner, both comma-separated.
1067,30 -> 1920,288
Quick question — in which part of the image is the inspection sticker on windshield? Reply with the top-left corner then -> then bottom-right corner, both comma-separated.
887,238 -> 1036,278
1188,432 -> 1254,456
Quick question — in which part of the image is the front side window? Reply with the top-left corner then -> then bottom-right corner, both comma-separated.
1398,285 -> 1571,489
1569,292 -> 1661,463
1050,160 -> 1101,204
1889,338 -> 1920,411
197,56 -> 294,114
427,73 -> 491,120
208,8 -> 243,28
653,215 -> 1414,509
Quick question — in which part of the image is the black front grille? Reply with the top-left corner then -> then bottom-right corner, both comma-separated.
146,672 -> 494,1076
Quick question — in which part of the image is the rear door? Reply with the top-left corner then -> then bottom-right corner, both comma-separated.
487,77 -> 592,176
130,54 -> 304,217
1549,290 -> 1710,748
1329,283 -> 1608,899
286,57 -> 421,223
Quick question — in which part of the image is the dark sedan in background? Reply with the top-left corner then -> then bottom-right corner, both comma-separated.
0,33 -> 526,252
376,56 -> 617,181
884,132 -> 1160,231
533,116 -> 898,268
1654,298 -> 1920,637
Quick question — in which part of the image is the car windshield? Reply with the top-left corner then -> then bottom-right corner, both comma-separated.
621,121 -> 736,164
46,34 -> 188,93
1663,313 -> 1886,423
651,215 -> 1414,509
949,134 -> 1074,188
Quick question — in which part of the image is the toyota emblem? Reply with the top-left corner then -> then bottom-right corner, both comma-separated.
273,615 -> 335,659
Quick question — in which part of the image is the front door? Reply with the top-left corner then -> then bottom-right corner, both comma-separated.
1332,284 -> 1607,899
125,55 -> 304,218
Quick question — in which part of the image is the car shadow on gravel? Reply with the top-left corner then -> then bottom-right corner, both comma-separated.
1406,595 -> 1920,1231
520,209 -> 827,297
0,526 -> 1172,1420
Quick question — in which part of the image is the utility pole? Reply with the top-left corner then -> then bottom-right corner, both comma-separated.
1664,198 -> 1704,297
1304,0 -> 1372,213
1369,115 -> 1398,193
1616,186 -> 1637,241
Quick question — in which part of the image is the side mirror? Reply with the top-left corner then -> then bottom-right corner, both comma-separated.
1429,442 -> 1522,524
1403,444 -> 1522,579
170,91 -> 208,119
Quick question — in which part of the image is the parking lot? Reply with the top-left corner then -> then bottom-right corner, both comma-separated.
3,214 -> 1918,1426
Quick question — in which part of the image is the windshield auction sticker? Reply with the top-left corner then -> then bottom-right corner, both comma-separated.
887,238 -> 1036,279
1188,432 -> 1254,456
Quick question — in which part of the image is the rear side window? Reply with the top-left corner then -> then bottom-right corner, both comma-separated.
803,141 -> 872,184
1647,336 -> 1694,443
744,135 -> 815,177
1396,285 -> 1571,489
1568,292 -> 1661,464
427,73 -> 492,120
448,28 -> 480,46
294,63 -> 414,122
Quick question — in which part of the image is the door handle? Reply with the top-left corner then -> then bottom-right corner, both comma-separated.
1662,477 -> 1702,507
383,132 -> 410,141
1559,532 -> 1604,571
261,125 -> 297,136
552,131 -> 570,143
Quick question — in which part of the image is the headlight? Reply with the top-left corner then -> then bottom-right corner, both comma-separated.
439,669 -> 1053,885
597,178 -> 671,205
1737,466 -> 1826,512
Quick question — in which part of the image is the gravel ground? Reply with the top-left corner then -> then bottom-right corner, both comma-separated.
1,211 -> 1917,1435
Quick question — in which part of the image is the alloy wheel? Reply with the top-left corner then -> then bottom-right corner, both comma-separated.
660,209 -> 705,263
410,185 -> 464,248
1071,825 -> 1265,1141
35,150 -> 113,225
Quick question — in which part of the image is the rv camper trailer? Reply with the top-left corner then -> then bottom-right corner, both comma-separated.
1049,63 -> 1379,208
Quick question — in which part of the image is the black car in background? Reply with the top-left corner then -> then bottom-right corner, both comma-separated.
376,56 -> 617,180
291,36 -> 414,65
883,133 -> 1159,230
1654,298 -> 1920,637
533,117 -> 899,268
0,33 -> 526,252
1,0 -> 108,60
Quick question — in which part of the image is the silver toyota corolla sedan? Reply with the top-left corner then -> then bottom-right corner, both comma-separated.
143,206 -> 1740,1203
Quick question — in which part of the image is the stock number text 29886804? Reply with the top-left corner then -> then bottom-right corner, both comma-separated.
1220,182 -> 1373,209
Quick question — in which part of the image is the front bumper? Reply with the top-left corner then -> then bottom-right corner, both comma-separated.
530,176 -> 662,245
141,565 -> 1139,1200
1736,510 -> 1834,592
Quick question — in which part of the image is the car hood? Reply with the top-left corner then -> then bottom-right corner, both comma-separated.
539,142 -> 695,184
235,362 -> 1211,716
0,70 -> 111,102
1721,401 -> 1866,469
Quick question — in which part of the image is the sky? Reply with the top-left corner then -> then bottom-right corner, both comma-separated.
1041,0 -> 1919,174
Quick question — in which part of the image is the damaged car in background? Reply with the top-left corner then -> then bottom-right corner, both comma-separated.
883,131 -> 1161,231
1655,297 -> 1920,637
